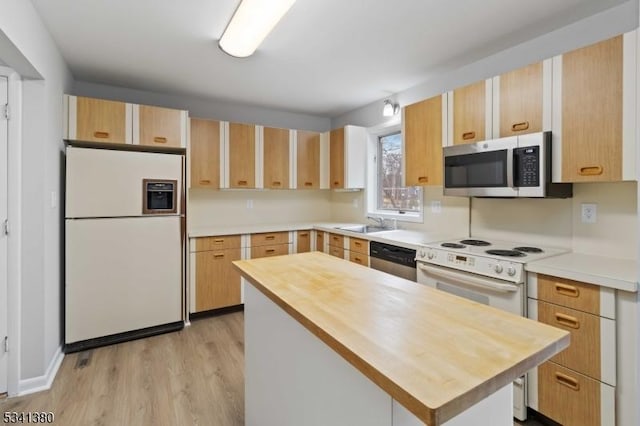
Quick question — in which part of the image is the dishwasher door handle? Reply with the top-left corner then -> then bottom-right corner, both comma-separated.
418,264 -> 519,293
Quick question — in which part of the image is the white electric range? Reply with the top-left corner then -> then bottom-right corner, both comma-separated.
415,237 -> 567,421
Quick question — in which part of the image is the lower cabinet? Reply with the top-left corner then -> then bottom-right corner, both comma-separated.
250,231 -> 291,259
316,231 -> 325,252
296,230 -> 312,253
347,237 -> 369,266
193,235 -> 242,312
328,233 -> 345,259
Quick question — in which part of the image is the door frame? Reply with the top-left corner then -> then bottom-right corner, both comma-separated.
0,65 -> 22,396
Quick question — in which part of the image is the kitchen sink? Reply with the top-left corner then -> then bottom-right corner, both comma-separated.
336,225 -> 390,234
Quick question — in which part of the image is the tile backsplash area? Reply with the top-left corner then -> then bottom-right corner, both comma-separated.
471,181 -> 637,260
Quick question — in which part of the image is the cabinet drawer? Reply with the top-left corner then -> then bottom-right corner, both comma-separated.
251,243 -> 290,259
537,274 -> 600,315
316,231 -> 325,252
537,361 -> 614,426
328,233 -> 344,248
195,235 -> 241,252
535,300 -> 615,385
251,232 -> 289,247
329,246 -> 344,259
296,230 -> 311,253
349,237 -> 368,255
195,248 -> 242,312
349,252 -> 369,266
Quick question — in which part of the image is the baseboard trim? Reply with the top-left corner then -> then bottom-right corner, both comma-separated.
17,346 -> 64,396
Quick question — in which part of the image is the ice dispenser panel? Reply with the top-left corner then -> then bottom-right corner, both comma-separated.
143,179 -> 177,214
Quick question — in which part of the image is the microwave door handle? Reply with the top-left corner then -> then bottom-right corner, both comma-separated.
418,264 -> 519,293
506,148 -> 515,188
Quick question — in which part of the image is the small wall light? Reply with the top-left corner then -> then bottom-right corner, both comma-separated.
383,99 -> 399,117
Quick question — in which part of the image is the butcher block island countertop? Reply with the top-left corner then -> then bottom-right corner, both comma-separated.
234,252 -> 569,426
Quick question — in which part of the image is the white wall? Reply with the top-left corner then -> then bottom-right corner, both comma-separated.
74,81 -> 331,133
0,0 -> 72,390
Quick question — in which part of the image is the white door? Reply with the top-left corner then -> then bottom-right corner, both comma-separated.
0,75 -> 8,394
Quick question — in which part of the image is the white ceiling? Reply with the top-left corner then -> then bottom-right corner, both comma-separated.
31,0 -> 628,117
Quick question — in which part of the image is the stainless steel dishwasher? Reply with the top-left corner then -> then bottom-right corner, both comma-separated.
369,241 -> 417,281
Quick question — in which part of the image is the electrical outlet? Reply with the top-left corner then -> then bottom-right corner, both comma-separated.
246,199 -> 253,209
430,200 -> 442,214
581,203 -> 597,223
352,198 -> 358,208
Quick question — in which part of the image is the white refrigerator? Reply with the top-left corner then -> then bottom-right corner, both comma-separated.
65,145 -> 185,352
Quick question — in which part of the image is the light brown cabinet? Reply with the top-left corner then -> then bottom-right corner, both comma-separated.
451,80 -> 488,144
228,122 -> 256,188
296,130 -> 321,189
137,105 -> 185,148
193,235 -> 242,312
189,118 -> 221,189
402,94 -> 444,186
296,230 -> 311,253
347,237 -> 369,266
329,128 -> 345,189
327,233 -> 345,259
329,126 -> 366,189
263,127 -> 290,189
497,62 -> 543,137
316,231 -> 325,252
250,231 -> 290,258
73,96 -> 129,144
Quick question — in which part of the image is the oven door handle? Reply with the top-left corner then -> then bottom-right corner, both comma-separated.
418,264 -> 519,293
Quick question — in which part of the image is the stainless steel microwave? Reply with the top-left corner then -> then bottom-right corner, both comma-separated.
443,131 -> 572,198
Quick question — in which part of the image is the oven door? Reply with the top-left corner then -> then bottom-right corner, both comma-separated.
443,136 -> 518,197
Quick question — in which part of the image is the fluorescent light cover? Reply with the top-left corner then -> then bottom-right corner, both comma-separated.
219,0 -> 297,58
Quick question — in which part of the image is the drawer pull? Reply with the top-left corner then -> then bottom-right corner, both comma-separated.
554,313 -> 580,329
272,181 -> 281,186
153,137 -> 168,144
333,181 -> 340,186
299,233 -> 308,237
213,253 -> 225,259
511,121 -> 529,131
266,235 -> 275,240
354,257 -> 362,262
462,131 -> 476,140
555,283 -> 580,298
304,182 -> 313,186
332,236 -> 339,241
555,372 -> 580,391
578,166 -> 603,176
94,131 -> 110,138
418,176 -> 429,183
214,239 -> 224,243
237,180 -> 248,186
266,249 -> 276,253
354,242 -> 362,247
199,179 -> 211,185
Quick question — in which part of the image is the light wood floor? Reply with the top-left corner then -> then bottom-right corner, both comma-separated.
1,311 -> 549,426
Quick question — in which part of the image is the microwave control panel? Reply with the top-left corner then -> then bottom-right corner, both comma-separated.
514,146 -> 539,187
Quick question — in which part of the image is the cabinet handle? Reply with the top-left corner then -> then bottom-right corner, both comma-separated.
213,253 -> 225,259
332,236 -> 339,241
199,179 -> 211,185
153,137 -> 168,144
578,166 -> 603,176
94,131 -> 110,138
354,242 -> 361,247
333,181 -> 340,186
511,121 -> 530,131
266,249 -> 276,253
214,239 -> 224,243
304,182 -> 313,186
237,180 -> 248,186
299,233 -> 308,237
418,176 -> 429,183
265,235 -> 275,240
554,313 -> 580,329
554,372 -> 580,391
354,257 -> 362,263
462,131 -> 476,140
272,181 -> 281,186
554,283 -> 580,298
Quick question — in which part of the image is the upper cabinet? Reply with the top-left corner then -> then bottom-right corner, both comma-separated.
65,96 -> 132,144
189,118 -> 222,189
553,33 -> 637,183
448,79 -> 491,145
134,105 -> 187,148
296,130 -> 323,189
64,95 -> 187,148
263,127 -> 291,189
227,122 -> 257,189
329,125 -> 366,189
402,94 -> 446,186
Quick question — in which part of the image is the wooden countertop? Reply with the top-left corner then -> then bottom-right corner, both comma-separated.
234,252 -> 569,426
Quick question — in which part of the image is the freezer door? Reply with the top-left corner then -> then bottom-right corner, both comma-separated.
66,146 -> 183,218
65,216 -> 182,343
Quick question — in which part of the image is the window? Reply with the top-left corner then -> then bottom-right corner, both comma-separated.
371,130 -> 422,219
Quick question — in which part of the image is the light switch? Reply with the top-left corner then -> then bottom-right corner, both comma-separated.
431,200 -> 442,214
246,199 -> 254,209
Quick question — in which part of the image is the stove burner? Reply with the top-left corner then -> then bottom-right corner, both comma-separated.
441,243 -> 465,249
514,246 -> 543,253
486,249 -> 526,257
460,239 -> 491,246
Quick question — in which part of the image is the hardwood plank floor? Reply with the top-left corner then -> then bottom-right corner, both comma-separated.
0,312 -> 244,426
1,311 -> 552,425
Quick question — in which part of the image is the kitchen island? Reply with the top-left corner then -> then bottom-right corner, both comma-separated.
234,252 -> 569,426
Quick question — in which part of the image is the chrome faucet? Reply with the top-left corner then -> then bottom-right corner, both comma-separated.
367,215 -> 385,227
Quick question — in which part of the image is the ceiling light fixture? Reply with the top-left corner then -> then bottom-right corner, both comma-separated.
219,0 -> 297,58
383,99 -> 399,117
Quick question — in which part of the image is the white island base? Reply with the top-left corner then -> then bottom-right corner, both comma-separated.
245,284 -> 513,426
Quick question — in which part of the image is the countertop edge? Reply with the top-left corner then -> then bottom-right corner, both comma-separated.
526,262 -> 638,293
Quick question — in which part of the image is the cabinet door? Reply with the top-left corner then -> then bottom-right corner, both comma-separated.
263,127 -> 290,189
329,128 -> 345,188
296,230 -> 311,253
229,122 -> 256,188
498,62 -> 543,137
251,244 -> 290,259
328,245 -> 344,259
560,35 -> 623,182
297,130 -> 321,189
190,118 -> 220,189
316,231 -> 325,252
403,95 -> 443,186
138,105 -> 184,148
195,248 -> 242,311
75,96 -> 129,144
452,80 -> 487,144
